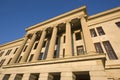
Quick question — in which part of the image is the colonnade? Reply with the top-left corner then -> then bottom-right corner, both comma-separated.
10,17 -> 95,64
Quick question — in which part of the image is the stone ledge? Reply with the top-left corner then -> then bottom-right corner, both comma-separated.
2,53 -> 106,69
105,60 -> 120,69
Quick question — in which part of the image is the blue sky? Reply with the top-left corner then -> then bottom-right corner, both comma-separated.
0,0 -> 120,45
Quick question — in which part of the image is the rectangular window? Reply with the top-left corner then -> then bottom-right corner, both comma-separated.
63,35 -> 65,43
96,27 -> 105,36
5,49 -> 12,55
103,41 -> 118,60
76,46 -> 84,55
34,43 -> 38,49
13,48 -> 18,54
0,51 -> 4,57
48,73 -> 61,80
2,74 -> 11,80
38,53 -> 43,60
73,71 -> 90,80
56,37 -> 58,44
115,22 -> 120,28
42,41 -> 46,47
90,28 -> 97,37
53,50 -> 57,58
29,73 -> 39,80
14,74 -> 23,80
94,42 -> 104,53
23,45 -> 28,52
75,32 -> 82,40
29,54 -> 34,62
7,58 -> 12,64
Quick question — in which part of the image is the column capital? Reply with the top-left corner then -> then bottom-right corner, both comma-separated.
65,19 -> 72,23
36,30 -> 42,36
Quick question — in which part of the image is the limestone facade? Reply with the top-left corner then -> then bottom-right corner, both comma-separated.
0,6 -> 120,80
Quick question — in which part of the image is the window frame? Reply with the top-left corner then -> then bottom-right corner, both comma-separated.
96,27 -> 105,36
90,28 -> 97,37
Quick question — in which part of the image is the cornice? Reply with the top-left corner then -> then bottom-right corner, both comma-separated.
25,6 -> 87,32
88,6 -> 120,20
0,38 -> 23,48
3,53 -> 105,68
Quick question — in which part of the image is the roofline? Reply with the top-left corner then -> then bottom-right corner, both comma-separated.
88,6 -> 120,20
26,6 -> 87,31
0,38 -> 23,48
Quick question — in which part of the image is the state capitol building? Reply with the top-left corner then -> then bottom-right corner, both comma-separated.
0,6 -> 120,80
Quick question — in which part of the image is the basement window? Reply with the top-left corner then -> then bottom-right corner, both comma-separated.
14,74 -> 23,80
73,71 -> 90,80
48,72 -> 61,80
115,22 -> 120,28
2,74 -> 11,80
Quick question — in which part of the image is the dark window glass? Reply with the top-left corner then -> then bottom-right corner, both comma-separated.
13,48 -> 18,54
63,36 -> 65,43
23,45 -> 28,52
96,27 -> 105,36
29,73 -> 39,80
28,54 -> 34,62
7,58 -> 12,64
14,74 -> 23,80
0,51 -> 4,57
90,28 -> 97,37
53,50 -> 57,58
42,41 -> 46,47
34,43 -> 38,49
76,46 -> 84,55
56,37 -> 58,44
115,22 -> 120,27
5,49 -> 12,55
75,32 -> 82,40
38,53 -> 43,60
94,42 -> 104,53
2,74 -> 11,80
103,41 -> 118,60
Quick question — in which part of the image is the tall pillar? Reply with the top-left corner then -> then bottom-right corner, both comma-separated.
10,35 -> 28,64
61,72 -> 73,80
46,26 -> 58,60
39,73 -> 48,80
80,17 -> 95,53
22,73 -> 30,80
32,29 -> 47,62
20,32 -> 37,63
9,74 -> 16,80
65,21 -> 72,57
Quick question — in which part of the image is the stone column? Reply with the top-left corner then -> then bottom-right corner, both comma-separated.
0,74 -> 5,80
10,35 -> 28,64
22,73 -> 30,80
32,29 -> 47,62
65,21 -> 72,57
61,72 -> 73,80
46,26 -> 58,60
80,17 -> 95,53
20,32 -> 37,63
39,73 -> 48,80
9,73 -> 16,80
